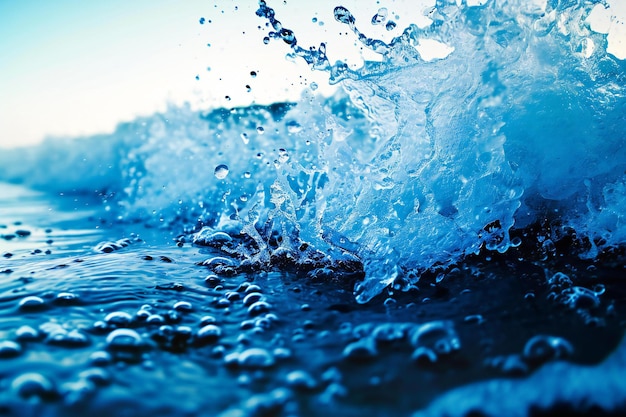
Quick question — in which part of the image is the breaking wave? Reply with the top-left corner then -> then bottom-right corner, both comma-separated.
1,0 -> 625,302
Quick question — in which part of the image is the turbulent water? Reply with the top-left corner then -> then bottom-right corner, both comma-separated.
1,1 -> 626,416
2,0 -> 625,302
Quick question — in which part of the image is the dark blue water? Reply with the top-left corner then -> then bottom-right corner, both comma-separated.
1,1 -> 626,416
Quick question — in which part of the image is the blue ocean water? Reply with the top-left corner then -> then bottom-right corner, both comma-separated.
1,1 -> 626,416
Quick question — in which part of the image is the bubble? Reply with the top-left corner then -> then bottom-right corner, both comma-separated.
199,17 -> 205,24
243,292 -> 264,306
248,301 -> 272,316
523,335 -> 573,365
106,328 -> 144,351
18,295 -> 45,311
196,324 -> 222,345
173,301 -> 193,312
238,347 -> 275,368
46,329 -> 90,347
559,286 -> 601,309
200,315 -> 217,326
410,321 -> 461,355
286,370 -> 317,390
245,284 -> 262,293
463,314 -> 484,324
250,71 -> 257,77
146,314 -> 165,325
205,275 -> 224,288
214,164 -> 230,179
15,325 -> 39,341
0,340 -> 22,358
411,346 -> 438,365
240,132 -> 249,144
343,338 -> 378,361
11,372 -> 57,400
371,323 -> 407,343
104,311 -> 133,327
89,350 -> 112,367
256,126 -> 265,134
216,298 -> 231,308
310,82 -> 318,91
54,292 -> 79,305
385,21 -> 397,31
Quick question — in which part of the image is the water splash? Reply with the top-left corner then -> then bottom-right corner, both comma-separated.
1,0 -> 625,303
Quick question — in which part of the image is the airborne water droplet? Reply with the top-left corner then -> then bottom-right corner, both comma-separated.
371,8 -> 388,25
334,6 -> 355,25
385,21 -> 397,31
214,164 -> 229,179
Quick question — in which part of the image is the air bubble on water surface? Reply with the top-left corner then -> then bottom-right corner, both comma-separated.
410,321 -> 461,355
106,328 -> 144,351
18,295 -> 45,311
523,335 -> 574,365
237,347 -> 275,368
0,340 -> 22,358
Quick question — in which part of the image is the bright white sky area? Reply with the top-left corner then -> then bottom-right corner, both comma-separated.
0,0 -> 624,148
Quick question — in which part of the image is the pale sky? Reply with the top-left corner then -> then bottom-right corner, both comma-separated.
0,0 -> 624,149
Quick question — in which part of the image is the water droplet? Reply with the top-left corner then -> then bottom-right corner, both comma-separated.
250,71 -> 257,78
277,148 -> 289,163
199,17 -> 206,24
256,126 -> 265,134
214,164 -> 230,179
334,6 -> 355,25
385,20 -> 397,31
371,8 -> 388,25
238,347 -> 275,368
310,82 -> 318,91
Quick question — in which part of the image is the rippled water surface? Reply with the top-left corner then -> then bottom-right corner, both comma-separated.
1,182 -> 625,417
